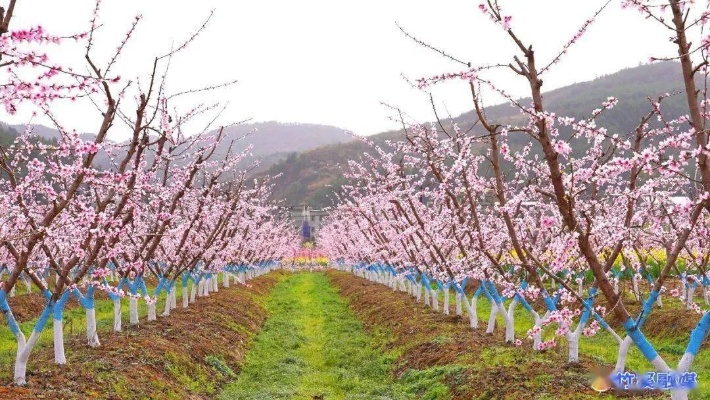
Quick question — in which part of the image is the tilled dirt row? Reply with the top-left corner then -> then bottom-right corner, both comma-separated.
1,271 -> 286,400
325,270 -> 661,400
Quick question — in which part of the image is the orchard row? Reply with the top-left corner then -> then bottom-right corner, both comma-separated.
319,2 -> 710,399
0,0 -> 297,386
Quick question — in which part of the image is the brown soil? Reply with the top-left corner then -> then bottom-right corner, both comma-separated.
7,290 -> 112,324
6,292 -> 48,323
326,270 -> 663,400
5,276 -> 169,324
644,307 -> 704,339
1,271 -> 285,400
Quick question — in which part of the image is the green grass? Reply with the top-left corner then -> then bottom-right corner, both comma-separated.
219,272 -> 412,400
399,365 -> 467,400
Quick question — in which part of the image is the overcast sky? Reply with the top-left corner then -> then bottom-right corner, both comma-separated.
4,0 -> 672,139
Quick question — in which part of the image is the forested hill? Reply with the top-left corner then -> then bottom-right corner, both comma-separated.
212,122 -> 353,173
262,61 -> 691,208
4,121 -> 352,173
0,123 -> 20,146
452,61 -> 688,133
2,62 -> 692,209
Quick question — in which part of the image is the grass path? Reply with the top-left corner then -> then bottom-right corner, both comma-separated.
220,272 -> 410,400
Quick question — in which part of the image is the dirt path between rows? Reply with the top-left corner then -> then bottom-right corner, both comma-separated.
1,271 -> 286,400
326,270 -> 653,400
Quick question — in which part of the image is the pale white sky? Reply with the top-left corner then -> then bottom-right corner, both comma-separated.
4,0 -> 671,139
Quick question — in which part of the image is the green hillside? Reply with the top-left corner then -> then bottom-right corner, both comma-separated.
261,62 -> 691,208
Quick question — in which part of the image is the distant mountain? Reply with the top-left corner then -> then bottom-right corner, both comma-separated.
215,122 -> 352,172
219,122 -> 351,157
2,62 -> 694,208
261,62 -> 693,208
4,121 -> 352,173
0,123 -> 20,147
452,61 -> 689,137
9,124 -> 95,142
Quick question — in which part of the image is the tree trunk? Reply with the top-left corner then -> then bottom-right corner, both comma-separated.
113,299 -> 122,332
161,292 -> 171,317
190,282 -> 198,303
687,287 -> 696,309
443,288 -> 450,315
129,297 -> 139,325
53,318 -> 66,364
486,304 -> 498,334
86,308 -> 100,347
455,292 -> 463,316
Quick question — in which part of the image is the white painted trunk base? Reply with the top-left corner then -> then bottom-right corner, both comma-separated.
486,305 -> 498,334
86,308 -> 100,347
507,299 -> 518,338
484,301 -> 513,342
566,330 -> 581,363
162,292 -> 172,317
53,319 -> 66,364
147,302 -> 157,321
500,303 -> 514,343
129,298 -> 139,325
190,284 -> 198,303
443,289 -> 450,315
113,299 -> 122,332
614,336 -> 633,373
14,330 -> 40,385
531,312 -> 547,350
464,295 -> 478,328
687,287 -> 696,309
170,286 -> 177,310
670,353 -> 695,400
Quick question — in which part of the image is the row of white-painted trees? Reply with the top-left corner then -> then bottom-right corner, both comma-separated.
320,1 -> 710,399
0,0 -> 298,386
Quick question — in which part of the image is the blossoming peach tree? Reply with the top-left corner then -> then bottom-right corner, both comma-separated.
0,0 -> 297,386
320,1 -> 709,399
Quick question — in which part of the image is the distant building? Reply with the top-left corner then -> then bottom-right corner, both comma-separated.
285,205 -> 328,242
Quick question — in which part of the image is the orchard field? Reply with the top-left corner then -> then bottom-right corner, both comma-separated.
3,266 -> 706,399
1,0 -> 710,399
